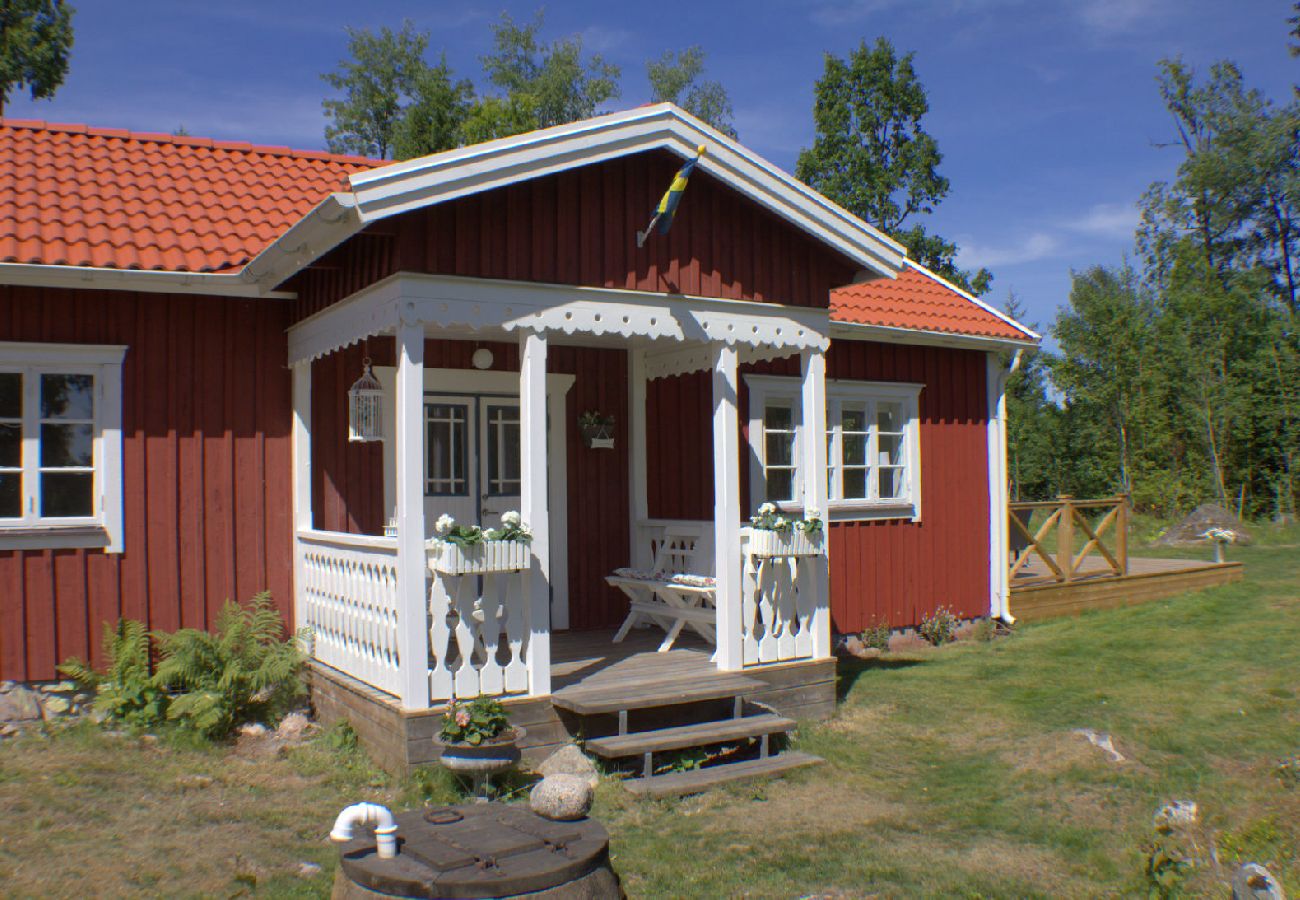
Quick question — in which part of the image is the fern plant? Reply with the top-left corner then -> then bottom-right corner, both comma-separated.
59,619 -> 170,728
152,592 -> 306,739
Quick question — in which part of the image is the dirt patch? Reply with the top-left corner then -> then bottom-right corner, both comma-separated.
710,777 -> 910,837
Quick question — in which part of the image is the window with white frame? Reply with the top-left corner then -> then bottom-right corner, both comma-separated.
746,375 -> 922,520
0,343 -> 126,550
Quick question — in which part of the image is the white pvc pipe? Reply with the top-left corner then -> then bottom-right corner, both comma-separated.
329,802 -> 399,859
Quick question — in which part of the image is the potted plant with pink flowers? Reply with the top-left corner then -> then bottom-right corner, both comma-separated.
435,697 -> 524,796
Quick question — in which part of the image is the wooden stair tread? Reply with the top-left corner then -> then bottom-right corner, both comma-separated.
551,673 -> 765,715
585,714 -> 796,758
624,752 -> 823,798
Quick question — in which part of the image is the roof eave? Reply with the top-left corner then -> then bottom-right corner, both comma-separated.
0,261 -> 295,298
239,192 -> 363,292
829,319 -> 1040,351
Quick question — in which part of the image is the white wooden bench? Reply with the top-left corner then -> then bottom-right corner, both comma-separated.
606,524 -> 716,652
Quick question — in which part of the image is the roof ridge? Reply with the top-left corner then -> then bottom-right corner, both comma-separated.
0,117 -> 383,167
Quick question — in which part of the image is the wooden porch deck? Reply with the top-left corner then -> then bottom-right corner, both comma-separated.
1009,554 -> 1243,622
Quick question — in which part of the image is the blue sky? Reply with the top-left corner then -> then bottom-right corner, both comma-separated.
7,0 -> 1297,337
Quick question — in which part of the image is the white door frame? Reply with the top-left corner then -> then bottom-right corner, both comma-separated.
377,366 -> 577,629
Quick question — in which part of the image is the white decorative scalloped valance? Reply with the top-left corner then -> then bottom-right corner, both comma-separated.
287,273 -> 831,368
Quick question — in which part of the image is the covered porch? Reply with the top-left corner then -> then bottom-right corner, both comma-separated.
287,272 -> 835,716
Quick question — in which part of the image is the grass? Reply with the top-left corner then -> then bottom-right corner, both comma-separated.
0,523 -> 1296,898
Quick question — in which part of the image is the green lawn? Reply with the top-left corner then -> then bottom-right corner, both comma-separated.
1,525 -> 1296,898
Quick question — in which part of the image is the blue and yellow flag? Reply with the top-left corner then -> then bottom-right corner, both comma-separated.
637,145 -> 706,247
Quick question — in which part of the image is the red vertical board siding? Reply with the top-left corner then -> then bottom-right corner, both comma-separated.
288,151 -> 859,322
0,286 -> 295,681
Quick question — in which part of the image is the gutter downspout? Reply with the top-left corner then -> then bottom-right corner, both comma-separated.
987,350 -> 1022,624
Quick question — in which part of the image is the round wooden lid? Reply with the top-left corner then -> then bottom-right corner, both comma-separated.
336,804 -> 611,898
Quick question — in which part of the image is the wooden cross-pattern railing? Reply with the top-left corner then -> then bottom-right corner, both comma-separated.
1009,495 -> 1129,584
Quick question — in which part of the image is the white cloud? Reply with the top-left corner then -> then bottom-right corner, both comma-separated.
1065,202 -> 1140,240
1075,0 -> 1168,35
579,25 -> 634,54
957,231 -> 1061,269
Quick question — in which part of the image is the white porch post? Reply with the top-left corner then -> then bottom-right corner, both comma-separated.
291,361 -> 313,633
521,330 -> 552,696
986,352 -> 1017,623
801,349 -> 832,659
628,347 -> 650,569
711,343 -> 743,671
394,324 -> 431,709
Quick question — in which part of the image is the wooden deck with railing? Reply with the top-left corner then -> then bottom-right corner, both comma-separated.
1007,495 -> 1243,621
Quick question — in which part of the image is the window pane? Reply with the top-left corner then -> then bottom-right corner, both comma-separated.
41,374 -> 94,420
841,407 -> 866,432
41,423 -> 93,467
0,423 -> 19,467
765,431 -> 793,466
878,433 -> 904,467
767,469 -> 794,502
842,433 -> 866,466
426,404 -> 467,495
0,373 -> 20,419
878,468 -> 902,499
41,472 -> 93,517
877,402 -> 903,434
487,405 -> 521,496
764,404 -> 793,430
843,469 -> 867,499
0,473 -> 19,517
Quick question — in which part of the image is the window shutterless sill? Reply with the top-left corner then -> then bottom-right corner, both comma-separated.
767,502 -> 919,523
0,524 -> 112,551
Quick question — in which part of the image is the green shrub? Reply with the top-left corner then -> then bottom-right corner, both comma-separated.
917,606 -> 959,646
153,592 -> 305,739
859,619 -> 891,652
59,619 -> 170,729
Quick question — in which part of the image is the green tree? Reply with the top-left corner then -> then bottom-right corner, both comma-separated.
647,46 -> 737,138
1000,294 -> 1055,501
0,0 -> 74,116
796,37 -> 991,294
480,11 -> 620,131
391,55 -> 475,159
321,21 -> 429,159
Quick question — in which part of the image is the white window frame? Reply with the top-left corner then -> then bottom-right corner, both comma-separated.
0,342 -> 127,551
745,374 -> 922,523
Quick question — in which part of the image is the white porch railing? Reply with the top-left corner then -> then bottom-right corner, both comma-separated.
740,528 -> 823,665
633,519 -> 827,667
297,529 -> 402,696
428,562 -> 534,702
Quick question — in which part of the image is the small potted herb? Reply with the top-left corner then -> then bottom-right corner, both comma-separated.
578,411 -> 615,449
435,697 -> 524,796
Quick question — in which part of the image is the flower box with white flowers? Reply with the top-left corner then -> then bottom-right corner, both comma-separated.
429,512 -> 533,575
747,504 -> 826,559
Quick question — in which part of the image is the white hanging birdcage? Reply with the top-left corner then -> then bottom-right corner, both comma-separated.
347,358 -> 383,443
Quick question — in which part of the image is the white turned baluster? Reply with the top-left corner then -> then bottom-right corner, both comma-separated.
428,574 -> 454,701
503,571 -> 529,693
452,576 -> 481,697
477,574 -> 505,695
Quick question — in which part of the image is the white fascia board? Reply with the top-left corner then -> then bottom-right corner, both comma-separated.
347,104 -> 907,280
0,262 -> 294,299
904,260 -> 1041,341
829,320 -> 1038,352
239,192 -> 363,292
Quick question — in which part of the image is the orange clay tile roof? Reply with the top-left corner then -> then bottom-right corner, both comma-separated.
0,119 -> 379,273
831,262 -> 1035,340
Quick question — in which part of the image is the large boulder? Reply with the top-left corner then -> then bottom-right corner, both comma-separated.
0,686 -> 44,724
529,774 -> 594,821
1155,503 -> 1253,546
536,743 -> 600,789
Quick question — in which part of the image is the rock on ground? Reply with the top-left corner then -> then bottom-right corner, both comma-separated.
275,711 -> 312,742
0,686 -> 44,724
1155,503 -> 1253,546
529,774 -> 594,821
1073,728 -> 1125,763
536,743 -> 600,789
1232,862 -> 1287,900
1154,800 -> 1199,828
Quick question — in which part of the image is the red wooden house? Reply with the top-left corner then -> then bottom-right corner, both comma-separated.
0,106 -> 1035,773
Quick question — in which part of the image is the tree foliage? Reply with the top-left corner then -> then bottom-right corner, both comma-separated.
391,55 -> 474,159
795,37 -> 991,295
647,46 -> 737,138
322,21 -> 429,158
0,0 -> 74,115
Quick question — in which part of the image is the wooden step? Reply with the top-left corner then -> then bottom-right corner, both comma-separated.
551,673 -> 765,716
624,751 -> 823,798
585,714 -> 796,759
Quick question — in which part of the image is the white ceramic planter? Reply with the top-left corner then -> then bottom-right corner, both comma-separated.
430,539 -> 531,575
748,528 -> 825,559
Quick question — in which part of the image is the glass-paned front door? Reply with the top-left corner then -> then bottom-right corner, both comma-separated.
424,395 -> 523,533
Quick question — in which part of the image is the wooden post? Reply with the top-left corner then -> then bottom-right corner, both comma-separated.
800,349 -> 831,660
394,323 -> 430,709
291,361 -> 313,636
1116,494 -> 1129,576
520,330 -> 552,697
711,343 -> 743,671
628,348 -> 650,570
1057,494 -> 1075,583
